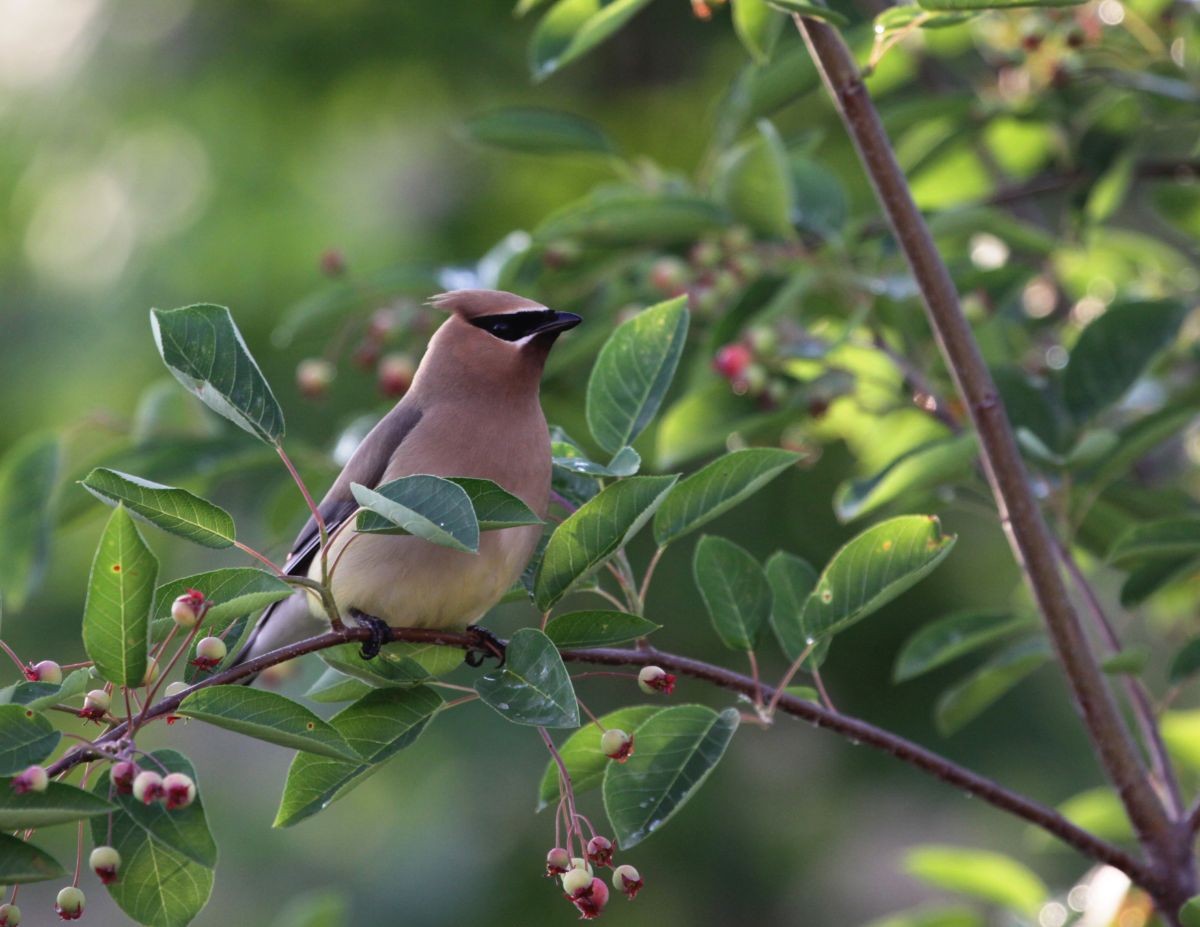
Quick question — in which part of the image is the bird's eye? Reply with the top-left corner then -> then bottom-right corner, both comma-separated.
470,310 -> 556,342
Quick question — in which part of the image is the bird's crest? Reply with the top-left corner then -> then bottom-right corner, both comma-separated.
428,289 -> 546,320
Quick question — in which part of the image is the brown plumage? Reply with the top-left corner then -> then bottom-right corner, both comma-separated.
237,289 -> 581,661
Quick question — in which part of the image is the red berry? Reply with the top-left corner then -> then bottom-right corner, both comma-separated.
713,343 -> 753,381
319,249 -> 346,277
111,761 -> 138,795
569,877 -> 610,919
586,835 -> 614,868
11,766 -> 48,794
378,353 -> 416,398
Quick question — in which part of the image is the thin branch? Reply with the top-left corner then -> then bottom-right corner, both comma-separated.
233,541 -> 283,575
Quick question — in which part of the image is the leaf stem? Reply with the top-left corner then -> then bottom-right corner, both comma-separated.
765,640 -> 818,717
233,541 -> 283,575
0,640 -> 26,675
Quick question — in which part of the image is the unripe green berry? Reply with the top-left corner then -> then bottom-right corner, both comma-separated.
32,660 -> 62,685
55,886 -> 85,920
171,592 -> 205,628
570,857 -> 594,876
613,863 -> 644,899
296,358 -> 336,399
601,728 -> 634,762
162,772 -> 196,810
89,845 -> 121,884
0,902 -> 20,926
637,665 -> 675,695
132,770 -> 165,804
195,636 -> 227,663
562,866 -> 593,897
164,681 -> 189,699
83,689 -> 110,714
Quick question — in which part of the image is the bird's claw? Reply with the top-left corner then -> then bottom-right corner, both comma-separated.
350,610 -> 391,660
464,625 -> 506,668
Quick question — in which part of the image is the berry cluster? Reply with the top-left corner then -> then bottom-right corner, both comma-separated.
547,843 -> 644,919
712,323 -> 789,406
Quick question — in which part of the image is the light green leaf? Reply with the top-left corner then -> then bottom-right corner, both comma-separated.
81,467 -> 236,548
475,628 -> 579,728
305,668 -> 374,704
934,638 -> 1051,736
0,668 -> 93,712
903,845 -> 1048,916
1027,787 -> 1133,850
1101,645 -> 1149,676
893,611 -> 1028,682
716,120 -> 796,239
530,0 -> 655,80
1182,897 -> 1200,927
0,431 -> 60,612
537,705 -> 661,809
768,0 -> 851,24
733,0 -> 781,63
653,448 -> 799,545
765,551 -> 825,664
804,516 -> 957,639
0,779 -> 114,829
791,153 -> 849,238
151,568 -> 294,642
82,505 -> 158,687
693,536 -> 773,651
552,443 -> 641,478
1085,151 -> 1136,224
464,107 -> 616,155
586,296 -> 689,455
267,891 -> 349,927
178,686 -> 360,760
151,303 -> 285,444
834,436 -> 977,522
321,641 -> 462,689
535,474 -> 678,610
535,192 -> 726,246
655,380 -> 762,468
862,907 -> 984,927
274,686 -> 442,828
544,610 -> 660,648
353,475 -> 480,553
1063,299 -> 1188,423
603,704 -> 739,848
918,0 -> 1079,10
1108,517 -> 1200,567
446,477 -> 542,529
0,833 -> 64,883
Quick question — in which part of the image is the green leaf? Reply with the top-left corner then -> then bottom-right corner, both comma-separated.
446,477 -> 542,529
0,431 -> 60,612
893,611 -> 1028,682
320,641 -> 462,689
765,551 -> 825,664
552,443 -> 641,478
464,107 -> 616,155
1108,517 -> 1200,567
934,638 -> 1051,736
903,846 -> 1048,916
918,0 -> 1079,10
305,668 -> 374,704
1085,151 -> 1136,224
716,119 -> 796,239
834,436 -> 977,522
1028,787 -> 1133,849
655,381 -> 762,468
0,833 -> 64,883
791,153 -> 849,238
82,505 -> 158,687
653,448 -> 799,545
536,705 -> 661,809
586,295 -> 689,455
1181,897 -> 1200,927
535,192 -> 726,246
803,516 -> 956,639
529,0 -> 655,80
1062,299 -> 1188,423
267,891 -> 349,927
535,474 -> 678,610
474,628 -> 579,728
1169,636 -> 1200,686
92,750 -> 215,927
1101,645 -> 1149,676
1121,557 -> 1196,607
81,468 -> 236,549
733,0 -> 781,63
151,568 -> 294,642
177,686 -> 360,760
693,536 -> 773,651
544,610 -> 660,648
0,779 -> 114,828
0,668 -> 93,712
274,686 -> 442,828
767,0 -> 851,24
352,475 -> 480,553
862,907 -> 984,927
603,704 -> 739,848
151,303 -> 285,444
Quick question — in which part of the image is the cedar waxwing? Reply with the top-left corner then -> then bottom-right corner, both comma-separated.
236,289 -> 581,665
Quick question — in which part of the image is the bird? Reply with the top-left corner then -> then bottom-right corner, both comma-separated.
234,289 -> 581,668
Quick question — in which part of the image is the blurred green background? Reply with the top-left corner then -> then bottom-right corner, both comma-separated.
0,1 -> 1174,924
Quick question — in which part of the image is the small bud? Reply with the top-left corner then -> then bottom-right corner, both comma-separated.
132,770 -> 165,805
28,660 -> 62,685
561,867 -> 593,897
637,665 -> 675,695
378,353 -> 416,398
111,761 -> 138,794
190,636 -> 227,672
296,358 -> 336,400
12,765 -> 48,794
162,772 -> 196,810
89,846 -> 121,884
0,902 -> 20,926
601,728 -> 634,763
570,877 -> 610,919
54,887 -> 85,921
713,343 -> 753,381
78,689 -> 110,722
545,847 -> 571,877
142,657 -> 160,687
585,835 -> 613,868
612,864 -> 644,899
319,248 -> 346,277
170,590 -> 207,629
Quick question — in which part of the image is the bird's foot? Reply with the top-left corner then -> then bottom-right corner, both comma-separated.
350,609 -> 392,660
464,625 -> 506,668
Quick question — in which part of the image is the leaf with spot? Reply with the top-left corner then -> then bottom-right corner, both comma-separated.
0,779 -> 114,829
935,638 -> 1052,736
0,833 -> 64,883
894,611 -> 1029,682
177,686 -> 360,760
475,628 -> 579,728
0,706 -> 60,775
537,705 -> 661,809
803,516 -> 956,639
603,704 -> 739,848
82,505 -> 158,687
529,0 -> 656,80
274,686 -> 443,828
904,845 -> 1047,916
151,303 -> 285,444
464,107 -> 617,155
81,467 -> 236,548
0,431 -> 60,612
693,536 -> 773,651
353,475 -> 480,553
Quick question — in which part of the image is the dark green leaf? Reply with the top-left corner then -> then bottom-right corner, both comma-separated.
1169,637 -> 1200,685
474,628 -> 579,728
464,107 -> 616,155
653,448 -> 799,545
804,516 -> 957,639
529,0 -> 655,80
790,153 -> 849,238
1108,517 -> 1200,567
151,568 -> 294,642
768,0 -> 851,24
81,468 -> 236,548
1063,299 -> 1188,423
0,668 -> 92,712
0,432 -> 59,612
903,846 -> 1047,915
918,0 -> 1080,10
446,477 -> 542,530
151,303 -> 285,444
552,442 -> 641,478
1120,557 -> 1196,607
716,120 -> 796,239
1182,897 -> 1200,927
0,833 -> 64,883
586,296 -> 689,455
544,610 -> 660,648
274,686 -> 442,828
321,641 -> 462,689
177,686 -> 360,760
0,779 -> 114,828
861,907 -> 984,927
353,475 -> 480,553
305,668 -> 374,704
603,704 -> 739,848
535,191 -> 725,246
834,436 -> 976,522
536,705 -> 661,809
733,0 -> 781,63
765,551 -> 825,664
693,536 -> 773,651
535,474 -> 678,610
934,638 -> 1051,736
82,505 -> 158,687
893,611 -> 1028,682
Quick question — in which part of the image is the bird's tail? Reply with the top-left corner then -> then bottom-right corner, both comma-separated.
230,592 -> 327,684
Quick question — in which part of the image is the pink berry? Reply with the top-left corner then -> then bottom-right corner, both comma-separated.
377,353 -> 415,398
162,772 -> 196,810
713,343 -> 752,381
11,765 -> 48,794
648,257 -> 689,295
585,835 -> 613,868
111,761 -> 138,795
613,864 -> 644,899
27,660 -> 62,685
545,847 -> 571,877
0,902 -> 20,926
171,589 -> 207,628
132,770 -> 165,805
570,877 -> 610,919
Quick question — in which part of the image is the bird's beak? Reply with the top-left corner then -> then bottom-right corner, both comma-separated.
531,311 -> 583,337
